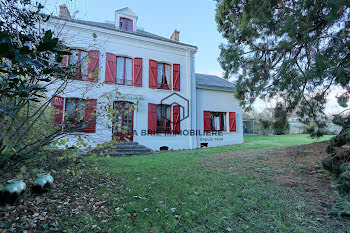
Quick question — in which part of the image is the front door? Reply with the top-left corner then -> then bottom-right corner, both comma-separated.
113,101 -> 134,142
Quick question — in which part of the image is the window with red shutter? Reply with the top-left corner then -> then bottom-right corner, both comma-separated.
203,111 -> 211,131
173,64 -> 180,91
51,96 -> 64,127
149,59 -> 158,88
229,112 -> 237,132
173,105 -> 180,134
120,18 -> 133,32
148,103 -> 157,134
116,57 -> 133,85
105,53 -> 116,84
133,57 -> 142,87
84,99 -> 97,133
87,50 -> 99,82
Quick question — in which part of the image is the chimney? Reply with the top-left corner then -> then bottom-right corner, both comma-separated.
59,4 -> 71,19
170,29 -> 180,42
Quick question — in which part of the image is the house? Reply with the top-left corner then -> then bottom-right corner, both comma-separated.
44,6 -> 243,151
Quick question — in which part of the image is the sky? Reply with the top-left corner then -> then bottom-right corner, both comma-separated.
41,0 -> 225,77
41,0 -> 343,114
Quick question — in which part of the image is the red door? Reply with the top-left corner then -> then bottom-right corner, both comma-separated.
113,101 -> 134,142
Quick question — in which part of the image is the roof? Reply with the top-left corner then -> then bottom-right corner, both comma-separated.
195,73 -> 235,92
51,16 -> 197,49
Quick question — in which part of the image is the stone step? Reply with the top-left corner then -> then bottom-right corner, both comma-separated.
92,142 -> 152,157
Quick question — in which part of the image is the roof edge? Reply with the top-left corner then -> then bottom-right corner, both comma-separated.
49,16 -> 198,50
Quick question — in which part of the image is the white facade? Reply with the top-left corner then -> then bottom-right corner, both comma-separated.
44,8 -> 243,151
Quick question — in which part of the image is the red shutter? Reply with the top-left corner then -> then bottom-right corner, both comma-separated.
149,59 -> 157,88
173,64 -> 180,91
84,99 -> 97,133
148,103 -> 157,134
229,112 -> 237,132
105,53 -> 116,84
173,105 -> 180,134
87,50 -> 99,82
51,96 -> 64,127
203,111 -> 211,131
133,57 -> 142,87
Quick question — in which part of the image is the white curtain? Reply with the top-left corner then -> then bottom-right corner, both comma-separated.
69,50 -> 79,65
125,58 -> 133,84
80,51 -> 88,79
116,57 -> 124,83
165,64 -> 170,86
157,64 -> 163,86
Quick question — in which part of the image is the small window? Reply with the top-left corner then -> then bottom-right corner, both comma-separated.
116,57 -> 133,85
160,146 -> 169,151
120,18 -> 133,32
68,49 -> 88,80
200,143 -> 208,148
157,63 -> 171,89
210,112 -> 226,131
157,104 -> 171,133
65,98 -> 86,130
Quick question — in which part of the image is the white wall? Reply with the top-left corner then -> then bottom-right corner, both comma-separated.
43,18 -> 197,151
196,88 -> 244,147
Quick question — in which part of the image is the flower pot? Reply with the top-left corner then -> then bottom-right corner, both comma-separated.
0,179 -> 26,205
32,173 -> 54,194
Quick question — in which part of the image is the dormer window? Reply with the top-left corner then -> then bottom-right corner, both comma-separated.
120,17 -> 133,32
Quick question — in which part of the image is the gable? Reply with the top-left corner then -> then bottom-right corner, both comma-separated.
115,7 -> 138,19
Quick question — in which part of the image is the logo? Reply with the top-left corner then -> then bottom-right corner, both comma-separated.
160,92 -> 189,124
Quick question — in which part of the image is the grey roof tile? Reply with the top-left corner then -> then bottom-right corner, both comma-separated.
51,16 -> 197,49
195,73 -> 235,92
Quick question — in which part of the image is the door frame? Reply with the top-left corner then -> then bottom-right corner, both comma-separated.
112,101 -> 134,142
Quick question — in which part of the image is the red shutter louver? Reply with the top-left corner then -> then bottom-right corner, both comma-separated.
84,99 -> 97,133
149,59 -> 157,88
51,96 -> 64,127
148,103 -> 157,134
173,64 -> 180,91
133,57 -> 143,87
229,112 -> 237,132
105,53 -> 116,84
173,105 -> 180,134
87,50 -> 99,82
203,111 -> 211,131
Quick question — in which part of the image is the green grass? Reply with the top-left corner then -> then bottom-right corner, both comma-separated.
70,134 -> 347,232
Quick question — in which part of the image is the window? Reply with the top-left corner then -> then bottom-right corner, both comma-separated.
210,112 -> 226,131
157,104 -> 171,132
65,98 -> 86,130
120,18 -> 133,32
157,63 -> 171,89
68,49 -> 88,80
116,57 -> 133,85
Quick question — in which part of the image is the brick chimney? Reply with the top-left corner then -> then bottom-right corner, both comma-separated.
59,4 -> 71,19
170,29 -> 180,42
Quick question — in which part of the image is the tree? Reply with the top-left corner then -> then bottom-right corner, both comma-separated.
0,0 -> 70,165
272,104 -> 290,135
215,0 -> 350,152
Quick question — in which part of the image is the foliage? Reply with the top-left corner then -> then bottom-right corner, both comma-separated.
0,0 -> 72,166
257,118 -> 272,135
272,104 -> 290,135
215,0 -> 350,151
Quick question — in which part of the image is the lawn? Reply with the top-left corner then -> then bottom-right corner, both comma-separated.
72,134 -> 348,232
2,134 -> 349,232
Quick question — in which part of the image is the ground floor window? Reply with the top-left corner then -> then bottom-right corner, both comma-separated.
65,98 -> 86,130
157,104 -> 171,132
210,112 -> 226,131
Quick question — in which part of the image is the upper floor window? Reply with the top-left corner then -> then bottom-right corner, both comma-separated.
116,57 -> 133,85
157,63 -> 171,90
68,49 -> 88,80
120,18 -> 133,32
